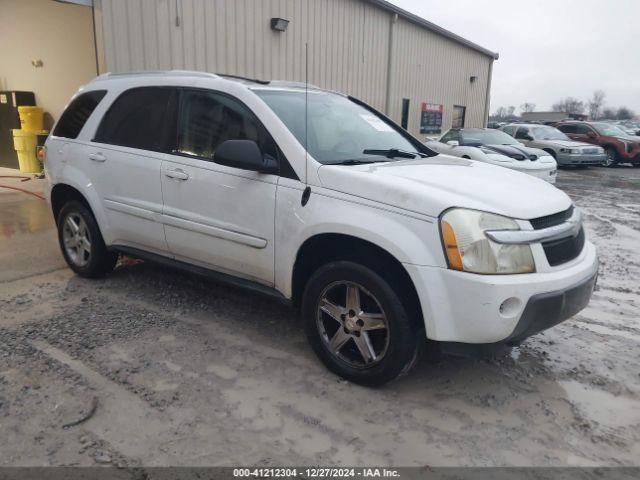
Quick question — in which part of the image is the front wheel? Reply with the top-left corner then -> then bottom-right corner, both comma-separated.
57,201 -> 118,278
301,261 -> 422,386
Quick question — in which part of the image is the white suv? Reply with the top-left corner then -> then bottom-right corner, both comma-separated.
44,71 -> 598,386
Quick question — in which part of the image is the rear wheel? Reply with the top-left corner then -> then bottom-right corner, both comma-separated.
57,201 -> 118,278
603,148 -> 618,167
302,261 -> 422,386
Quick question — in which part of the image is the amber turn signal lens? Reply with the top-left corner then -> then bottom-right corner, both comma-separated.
441,220 -> 463,271
36,146 -> 47,162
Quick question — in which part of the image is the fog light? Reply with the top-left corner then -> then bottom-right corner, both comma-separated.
499,297 -> 522,317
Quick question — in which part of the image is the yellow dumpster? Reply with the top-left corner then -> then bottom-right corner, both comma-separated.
18,106 -> 44,131
12,129 -> 47,173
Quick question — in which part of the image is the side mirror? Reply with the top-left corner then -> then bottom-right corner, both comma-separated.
587,131 -> 597,138
213,140 -> 278,174
446,140 -> 460,146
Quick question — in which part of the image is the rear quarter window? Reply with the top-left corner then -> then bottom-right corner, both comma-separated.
53,90 -> 107,139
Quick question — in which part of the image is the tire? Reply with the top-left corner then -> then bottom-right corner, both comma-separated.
603,148 -> 618,167
57,201 -> 118,278
301,261 -> 422,387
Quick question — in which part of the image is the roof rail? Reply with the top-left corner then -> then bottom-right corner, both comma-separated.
217,73 -> 270,85
93,70 -> 220,81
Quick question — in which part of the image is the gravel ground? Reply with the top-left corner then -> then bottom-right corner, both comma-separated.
0,166 -> 638,469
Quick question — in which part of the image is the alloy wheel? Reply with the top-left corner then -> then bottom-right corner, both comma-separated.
316,281 -> 390,368
604,149 -> 616,167
62,212 -> 92,267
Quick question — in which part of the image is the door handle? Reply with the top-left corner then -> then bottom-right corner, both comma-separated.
164,169 -> 189,180
88,152 -> 106,162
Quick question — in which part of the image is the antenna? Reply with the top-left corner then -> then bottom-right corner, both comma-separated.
304,41 -> 309,185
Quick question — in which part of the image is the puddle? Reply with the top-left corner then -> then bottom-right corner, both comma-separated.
560,380 -> 640,428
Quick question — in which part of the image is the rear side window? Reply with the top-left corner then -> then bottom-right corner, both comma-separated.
94,87 -> 175,152
557,124 -> 576,134
53,90 -> 107,139
440,130 -> 460,143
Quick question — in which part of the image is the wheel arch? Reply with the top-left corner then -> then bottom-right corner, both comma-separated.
49,179 -> 111,244
290,233 -> 423,327
50,183 -> 91,221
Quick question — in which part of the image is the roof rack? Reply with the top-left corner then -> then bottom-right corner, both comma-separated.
94,70 -> 220,81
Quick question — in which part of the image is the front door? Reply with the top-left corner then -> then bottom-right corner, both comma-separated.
161,88 -> 279,285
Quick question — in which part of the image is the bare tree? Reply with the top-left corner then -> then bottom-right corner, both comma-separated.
602,107 -> 616,120
506,106 -> 516,117
588,90 -> 606,120
520,102 -> 536,113
616,107 -> 634,120
552,97 -> 585,115
492,106 -> 507,119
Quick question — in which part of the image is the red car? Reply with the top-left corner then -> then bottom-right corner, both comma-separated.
555,121 -> 640,167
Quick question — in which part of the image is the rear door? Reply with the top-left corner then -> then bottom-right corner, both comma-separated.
87,87 -> 177,254
160,88 -> 279,285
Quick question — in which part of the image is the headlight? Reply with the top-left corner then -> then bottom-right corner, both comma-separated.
620,140 -> 634,153
440,209 -> 535,274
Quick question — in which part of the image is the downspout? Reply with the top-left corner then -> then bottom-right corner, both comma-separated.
91,0 -> 100,75
384,13 -> 398,116
483,58 -> 494,127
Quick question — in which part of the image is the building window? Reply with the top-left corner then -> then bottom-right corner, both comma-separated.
401,98 -> 410,130
452,105 -> 466,129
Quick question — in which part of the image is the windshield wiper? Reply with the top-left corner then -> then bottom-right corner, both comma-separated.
331,159 -> 388,165
362,148 -> 426,159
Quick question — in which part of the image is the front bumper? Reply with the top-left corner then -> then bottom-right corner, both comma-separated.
556,153 -> 606,166
404,241 -> 598,344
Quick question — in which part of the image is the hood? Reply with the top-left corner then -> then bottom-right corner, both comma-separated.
481,144 -> 549,160
317,155 -> 571,219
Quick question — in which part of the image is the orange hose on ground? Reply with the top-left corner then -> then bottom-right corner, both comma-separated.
0,183 -> 46,200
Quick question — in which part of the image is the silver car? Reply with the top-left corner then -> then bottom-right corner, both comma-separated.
501,124 -> 606,167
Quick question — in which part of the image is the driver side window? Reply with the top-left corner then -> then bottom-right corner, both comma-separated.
177,89 -> 277,161
515,127 -> 531,140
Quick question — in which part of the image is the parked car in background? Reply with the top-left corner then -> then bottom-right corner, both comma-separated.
555,121 -> 640,167
501,123 -> 606,167
426,128 -> 557,183
44,71 -> 597,385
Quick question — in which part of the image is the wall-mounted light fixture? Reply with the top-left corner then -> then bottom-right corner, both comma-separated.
470,76 -> 478,83
270,17 -> 290,32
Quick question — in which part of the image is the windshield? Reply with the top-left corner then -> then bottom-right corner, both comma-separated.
530,126 -> 569,141
254,90 -> 421,164
460,129 -> 520,146
592,123 -> 629,137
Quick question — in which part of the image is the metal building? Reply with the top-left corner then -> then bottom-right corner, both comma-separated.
94,0 -> 498,137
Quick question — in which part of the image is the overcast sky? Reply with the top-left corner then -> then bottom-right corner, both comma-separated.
388,0 -> 640,115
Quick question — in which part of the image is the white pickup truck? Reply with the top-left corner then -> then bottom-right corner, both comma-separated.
44,71 -> 598,386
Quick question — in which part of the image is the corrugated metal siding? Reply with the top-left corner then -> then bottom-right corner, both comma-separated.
389,17 -> 492,133
99,0 -> 493,135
